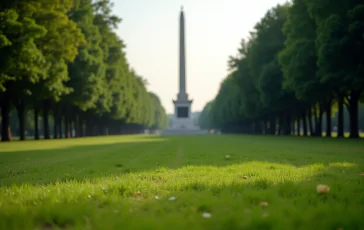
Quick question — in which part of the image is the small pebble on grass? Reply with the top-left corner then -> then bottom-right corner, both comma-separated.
201,212 -> 212,218
260,202 -> 268,207
317,184 -> 330,194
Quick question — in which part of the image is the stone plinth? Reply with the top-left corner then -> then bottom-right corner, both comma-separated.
161,128 -> 208,136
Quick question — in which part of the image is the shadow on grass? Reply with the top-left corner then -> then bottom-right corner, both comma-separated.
0,134 -> 363,187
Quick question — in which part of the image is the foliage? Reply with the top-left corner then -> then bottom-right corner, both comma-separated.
0,0 -> 168,141
200,1 -> 364,138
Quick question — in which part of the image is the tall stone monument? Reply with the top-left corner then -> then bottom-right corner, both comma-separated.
161,7 -> 207,135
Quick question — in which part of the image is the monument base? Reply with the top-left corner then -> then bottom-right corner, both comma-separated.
161,128 -> 208,136
161,117 -> 207,136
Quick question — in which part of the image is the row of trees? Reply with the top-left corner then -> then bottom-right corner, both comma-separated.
199,0 -> 364,138
0,0 -> 168,142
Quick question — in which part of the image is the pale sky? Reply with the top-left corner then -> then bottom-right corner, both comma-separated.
113,0 -> 289,114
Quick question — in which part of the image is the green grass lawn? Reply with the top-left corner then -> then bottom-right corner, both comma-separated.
0,135 -> 364,230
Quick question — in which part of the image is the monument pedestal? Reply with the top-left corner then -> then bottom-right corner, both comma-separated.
161,97 -> 207,136
162,117 -> 207,135
161,128 -> 207,136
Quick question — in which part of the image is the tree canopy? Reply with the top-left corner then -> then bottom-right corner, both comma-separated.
0,0 -> 168,141
199,1 -> 364,138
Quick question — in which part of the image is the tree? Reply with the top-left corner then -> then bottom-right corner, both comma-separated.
62,0 -> 105,138
0,0 -> 86,141
31,0 -> 86,140
198,101 -> 214,130
278,0 -> 328,137
0,0 -> 168,141
305,0 -> 364,138
0,9 -> 47,141
149,92 -> 168,130
246,4 -> 294,135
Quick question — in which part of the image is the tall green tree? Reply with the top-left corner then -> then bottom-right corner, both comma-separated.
305,0 -> 364,138
247,4 -> 294,135
62,0 -> 105,138
278,0 -> 327,137
0,8 -> 47,141
198,101 -> 213,130
32,0 -> 85,140
149,92 -> 168,130
1,0 -> 86,141
202,1 -> 363,138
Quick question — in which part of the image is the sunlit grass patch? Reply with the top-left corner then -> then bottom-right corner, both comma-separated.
0,135 -> 165,152
0,135 -> 364,229
328,162 -> 357,168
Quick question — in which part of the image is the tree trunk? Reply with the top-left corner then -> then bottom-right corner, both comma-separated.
302,111 -> 307,137
292,119 -> 296,135
53,114 -> 59,139
286,116 -> 291,135
263,120 -> 268,135
269,117 -> 276,135
312,105 -> 323,137
298,118 -> 302,136
313,106 -> 319,136
348,90 -> 360,139
295,119 -> 298,135
337,94 -> 344,138
72,120 -> 76,137
104,127 -> 108,136
70,120 -> 73,138
289,119 -> 293,135
98,124 -> 103,136
74,114 -> 78,137
58,115 -> 63,138
109,125 -> 113,135
93,124 -> 98,136
85,118 -> 92,136
278,116 -> 283,135
34,106 -> 39,140
65,113 -> 70,138
256,120 -> 262,135
79,116 -> 84,137
85,121 -> 89,136
110,125 -> 115,135
282,117 -> 287,135
75,113 -> 81,137
78,114 -> 83,137
15,101 -> 26,141
308,107 -> 313,136
42,100 -> 50,139
325,99 -> 332,137
315,104 -> 323,137
249,123 -> 254,134
1,97 -> 12,142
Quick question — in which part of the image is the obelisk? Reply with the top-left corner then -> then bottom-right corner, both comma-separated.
172,7 -> 192,120
161,7 -> 207,135
173,6 -> 192,112
178,6 -> 186,100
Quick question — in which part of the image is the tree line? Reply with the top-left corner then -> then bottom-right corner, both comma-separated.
0,0 -> 168,142
199,0 -> 364,138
